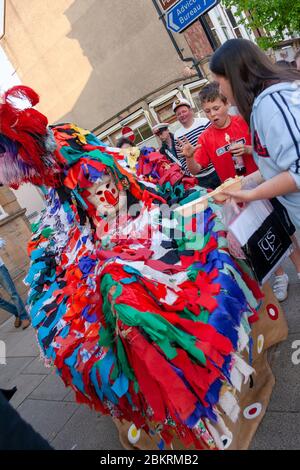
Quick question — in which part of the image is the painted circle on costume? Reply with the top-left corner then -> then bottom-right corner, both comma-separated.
243,402 -> 262,420
221,434 -> 232,449
128,423 -> 141,444
257,334 -> 264,354
266,304 -> 279,321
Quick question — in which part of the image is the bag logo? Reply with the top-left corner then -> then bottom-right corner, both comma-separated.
258,227 -> 281,260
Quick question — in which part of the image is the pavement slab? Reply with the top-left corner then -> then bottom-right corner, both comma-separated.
21,356 -> 52,375
0,356 -> 36,384
51,406 -> 123,450
265,333 -> 300,413
7,373 -> 47,409
29,373 -> 70,402
4,327 -> 39,358
16,399 -> 78,444
251,412 -> 300,450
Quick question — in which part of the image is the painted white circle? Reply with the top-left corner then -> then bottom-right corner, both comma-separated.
243,402 -> 262,420
128,423 -> 141,444
266,304 -> 279,320
257,334 -> 264,354
221,434 -> 232,449
269,308 -> 276,317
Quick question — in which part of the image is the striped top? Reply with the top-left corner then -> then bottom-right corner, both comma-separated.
174,117 -> 216,177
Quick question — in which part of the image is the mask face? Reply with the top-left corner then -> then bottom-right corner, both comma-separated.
86,173 -> 126,219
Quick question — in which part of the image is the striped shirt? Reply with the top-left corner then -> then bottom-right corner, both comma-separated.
174,118 -> 216,177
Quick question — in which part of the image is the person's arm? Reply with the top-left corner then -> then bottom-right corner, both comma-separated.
185,153 -> 203,175
175,136 -> 202,174
241,169 -> 264,188
186,134 -> 212,175
225,171 -> 298,202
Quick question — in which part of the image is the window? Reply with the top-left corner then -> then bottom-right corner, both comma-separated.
207,5 -> 234,44
149,89 -> 181,124
132,121 -> 153,145
155,101 -> 176,124
202,13 -> 222,48
0,204 -> 8,220
225,8 -> 243,38
182,79 -> 209,118
97,109 -> 154,147
229,6 -> 256,41
204,3 -> 256,45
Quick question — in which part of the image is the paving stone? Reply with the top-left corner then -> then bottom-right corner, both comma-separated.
251,412 -> 300,450
29,373 -> 70,401
280,283 -> 300,334
0,356 -> 35,384
21,356 -> 53,375
265,333 -> 300,413
7,373 -> 47,408
0,317 -> 15,339
5,327 -> 39,357
17,399 -> 78,443
63,389 -> 77,403
51,406 -> 123,450
0,311 -> 11,327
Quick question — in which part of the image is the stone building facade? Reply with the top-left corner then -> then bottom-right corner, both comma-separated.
0,0 -> 254,148
0,187 -> 31,323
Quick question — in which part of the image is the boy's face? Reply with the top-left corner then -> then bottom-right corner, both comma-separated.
203,97 -> 229,128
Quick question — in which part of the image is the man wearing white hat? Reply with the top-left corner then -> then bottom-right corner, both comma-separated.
152,122 -> 180,166
173,98 -> 220,189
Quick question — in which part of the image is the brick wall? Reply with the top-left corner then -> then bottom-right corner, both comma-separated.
183,21 -> 213,61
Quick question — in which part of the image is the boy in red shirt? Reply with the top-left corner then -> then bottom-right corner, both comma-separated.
185,82 -> 257,182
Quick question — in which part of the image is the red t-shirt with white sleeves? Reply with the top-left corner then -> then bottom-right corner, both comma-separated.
194,115 -> 258,182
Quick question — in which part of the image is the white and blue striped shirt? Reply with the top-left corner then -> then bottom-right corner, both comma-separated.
174,117 -> 215,177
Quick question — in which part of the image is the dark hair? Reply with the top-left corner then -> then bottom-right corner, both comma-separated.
199,81 -> 228,105
276,60 -> 294,69
210,39 -> 300,124
116,137 -> 133,148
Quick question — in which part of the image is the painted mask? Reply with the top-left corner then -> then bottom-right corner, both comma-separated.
86,173 -> 126,219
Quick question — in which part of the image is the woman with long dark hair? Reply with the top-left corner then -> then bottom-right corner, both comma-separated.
210,39 -> 300,228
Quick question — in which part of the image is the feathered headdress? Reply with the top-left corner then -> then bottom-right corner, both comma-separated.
0,86 -> 61,188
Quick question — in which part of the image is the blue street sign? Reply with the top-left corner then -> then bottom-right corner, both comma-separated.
167,0 -> 218,33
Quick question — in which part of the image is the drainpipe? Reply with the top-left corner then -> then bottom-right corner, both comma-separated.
152,0 -> 204,79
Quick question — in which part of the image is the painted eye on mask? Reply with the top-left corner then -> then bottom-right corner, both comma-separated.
96,190 -> 103,196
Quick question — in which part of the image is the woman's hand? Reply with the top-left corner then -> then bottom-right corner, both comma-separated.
223,188 -> 257,203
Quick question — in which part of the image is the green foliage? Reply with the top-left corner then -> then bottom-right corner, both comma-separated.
222,0 -> 300,49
